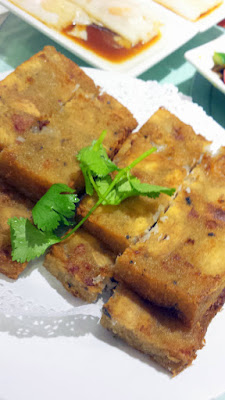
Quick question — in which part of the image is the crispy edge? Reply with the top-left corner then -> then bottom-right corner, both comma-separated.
0,247 -> 28,279
101,284 -> 225,375
0,179 -> 33,279
43,232 -> 115,303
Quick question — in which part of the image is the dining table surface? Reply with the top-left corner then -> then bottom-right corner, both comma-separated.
0,9 -> 225,400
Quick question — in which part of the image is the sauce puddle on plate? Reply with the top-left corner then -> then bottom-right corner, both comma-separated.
63,23 -> 161,63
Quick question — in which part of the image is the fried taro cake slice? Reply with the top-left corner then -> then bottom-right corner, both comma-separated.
0,46 -> 100,149
0,90 -> 137,200
101,284 -> 225,375
116,149 -> 225,327
0,179 -> 32,279
0,100 -> 39,150
44,229 -> 115,303
78,108 -> 209,253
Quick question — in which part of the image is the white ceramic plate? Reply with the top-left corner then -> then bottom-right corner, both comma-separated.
0,68 -> 225,400
0,4 -> 6,12
188,2 -> 225,32
153,1 -> 225,32
185,35 -> 225,95
0,0 -> 199,76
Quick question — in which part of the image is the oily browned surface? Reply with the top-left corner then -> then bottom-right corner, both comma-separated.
0,49 -> 137,200
0,101 -> 37,150
101,284 -> 225,375
0,46 -> 100,150
115,150 -> 225,327
0,179 -> 32,279
44,229 -> 115,302
138,108 -> 209,167
78,108 -> 210,253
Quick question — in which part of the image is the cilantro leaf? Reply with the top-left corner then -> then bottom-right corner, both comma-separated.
95,175 -> 119,204
8,217 -> 60,263
77,130 -> 119,195
129,176 -> 176,198
94,174 -> 175,205
32,184 -> 79,232
80,165 -> 94,196
77,142 -> 117,176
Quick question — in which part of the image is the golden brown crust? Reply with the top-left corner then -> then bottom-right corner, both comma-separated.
0,246 -> 28,279
0,46 -> 100,150
101,284 -> 225,375
115,150 -> 225,327
138,108 -> 209,167
44,229 -> 115,302
78,108 -> 210,253
0,48 -> 137,200
0,179 -> 32,279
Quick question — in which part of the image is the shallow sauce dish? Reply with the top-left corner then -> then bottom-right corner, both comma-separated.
185,35 -> 225,95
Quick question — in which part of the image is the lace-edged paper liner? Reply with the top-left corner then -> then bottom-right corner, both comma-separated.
0,68 -> 225,319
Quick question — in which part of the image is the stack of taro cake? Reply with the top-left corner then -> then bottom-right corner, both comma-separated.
77,109 -> 225,374
0,46 -> 225,375
101,149 -> 225,374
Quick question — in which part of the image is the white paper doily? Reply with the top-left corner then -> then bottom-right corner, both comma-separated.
0,68 -> 225,321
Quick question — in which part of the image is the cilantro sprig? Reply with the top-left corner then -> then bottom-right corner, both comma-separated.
77,130 -> 119,195
8,131 -> 175,263
8,218 -> 60,263
32,184 -> 79,232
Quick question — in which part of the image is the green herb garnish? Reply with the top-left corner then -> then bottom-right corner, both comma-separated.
213,52 -> 225,67
32,183 -> 78,232
77,130 -> 119,195
8,132 -> 175,263
8,217 -> 60,263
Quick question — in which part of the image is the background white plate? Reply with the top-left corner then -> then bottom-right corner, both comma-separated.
189,1 -> 225,32
185,35 -> 225,95
1,1 -> 224,75
0,69 -> 225,400
153,0 -> 225,31
0,0 -> 199,76
0,4 -> 6,12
